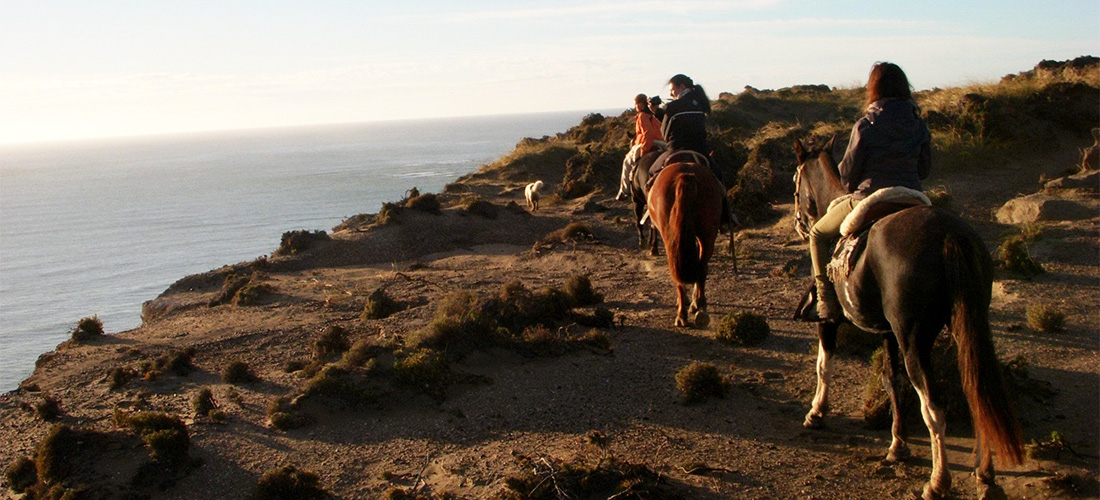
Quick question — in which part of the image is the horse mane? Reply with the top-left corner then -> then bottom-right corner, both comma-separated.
813,146 -> 845,192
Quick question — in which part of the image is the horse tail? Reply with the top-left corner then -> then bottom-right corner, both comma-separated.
945,233 -> 1024,465
668,173 -> 701,284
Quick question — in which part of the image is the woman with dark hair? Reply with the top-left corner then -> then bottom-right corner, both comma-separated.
616,93 -> 664,200
660,74 -> 710,157
810,62 -> 932,320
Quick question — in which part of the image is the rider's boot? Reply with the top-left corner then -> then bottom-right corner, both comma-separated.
815,275 -> 842,321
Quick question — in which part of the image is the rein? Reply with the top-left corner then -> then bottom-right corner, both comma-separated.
793,164 -> 811,240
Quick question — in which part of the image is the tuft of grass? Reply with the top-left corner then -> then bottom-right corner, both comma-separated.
108,366 -> 135,390
250,465 -> 327,500
266,396 -> 311,431
675,362 -> 728,404
70,315 -> 104,342
997,235 -> 1044,275
234,282 -> 274,306
1026,303 -> 1066,332
4,456 -> 36,493
148,347 -> 196,377
34,424 -> 80,484
222,360 -> 259,384
714,311 -> 770,346
564,274 -> 603,306
313,325 -> 351,359
275,230 -> 330,257
301,365 -> 376,405
405,193 -> 442,213
543,222 -> 594,243
362,288 -> 402,320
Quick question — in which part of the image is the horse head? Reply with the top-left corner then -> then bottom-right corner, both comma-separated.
792,136 -> 840,241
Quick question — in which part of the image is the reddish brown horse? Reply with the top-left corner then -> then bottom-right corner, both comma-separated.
647,162 -> 725,327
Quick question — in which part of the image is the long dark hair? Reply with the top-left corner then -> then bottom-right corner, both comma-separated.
866,62 -> 912,106
669,74 -> 711,114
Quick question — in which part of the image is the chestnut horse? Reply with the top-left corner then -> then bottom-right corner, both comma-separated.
647,161 -> 724,327
792,138 -> 1023,500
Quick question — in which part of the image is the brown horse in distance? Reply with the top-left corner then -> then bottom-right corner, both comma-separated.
647,162 -> 725,327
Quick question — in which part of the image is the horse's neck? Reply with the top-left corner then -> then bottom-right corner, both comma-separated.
814,160 -> 846,217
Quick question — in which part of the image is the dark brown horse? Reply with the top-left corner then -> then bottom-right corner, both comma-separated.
647,161 -> 724,327
630,150 -> 661,253
792,138 -> 1023,500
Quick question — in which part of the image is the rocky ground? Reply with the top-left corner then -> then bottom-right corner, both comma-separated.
1,138 -> 1097,499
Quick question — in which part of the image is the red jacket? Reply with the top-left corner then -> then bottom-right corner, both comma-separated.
634,110 -> 663,154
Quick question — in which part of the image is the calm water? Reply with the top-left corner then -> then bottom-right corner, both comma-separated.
0,110 -> 613,391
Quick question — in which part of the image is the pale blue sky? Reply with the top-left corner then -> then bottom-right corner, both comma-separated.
1,1 -> 1097,143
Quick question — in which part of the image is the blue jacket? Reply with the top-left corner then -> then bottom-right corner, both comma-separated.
838,98 -> 931,199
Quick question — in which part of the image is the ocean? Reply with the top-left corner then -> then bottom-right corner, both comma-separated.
0,110 -> 617,391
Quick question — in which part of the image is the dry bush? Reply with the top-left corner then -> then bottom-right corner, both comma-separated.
35,424 -> 81,485
392,348 -> 450,398
1026,302 -> 1066,332
714,311 -> 770,346
192,388 -> 217,417
500,455 -> 677,500
250,465 -> 327,500
266,396 -> 311,431
362,288 -> 402,320
222,360 -> 259,384
35,395 -> 62,421
564,274 -> 603,306
675,362 -> 728,404
313,325 -> 350,359
108,366 -> 135,390
275,230 -> 330,257
3,455 -> 36,494
234,281 -> 274,306
405,193 -> 442,213
543,222 -> 594,243
464,198 -> 500,219
997,235 -> 1044,275
70,315 -> 104,342
117,411 -> 190,464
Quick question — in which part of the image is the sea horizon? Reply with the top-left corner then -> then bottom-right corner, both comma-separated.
0,109 -> 621,391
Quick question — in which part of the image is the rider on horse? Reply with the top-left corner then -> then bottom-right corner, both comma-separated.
811,62 -> 931,321
650,74 -> 713,180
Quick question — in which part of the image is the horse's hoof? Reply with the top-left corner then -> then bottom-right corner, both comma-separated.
976,483 -> 1007,500
803,413 -> 824,429
885,444 -> 911,463
693,310 -> 709,329
921,482 -> 948,500
675,317 -> 687,328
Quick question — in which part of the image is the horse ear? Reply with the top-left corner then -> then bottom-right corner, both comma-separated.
793,139 -> 805,162
825,135 -> 836,154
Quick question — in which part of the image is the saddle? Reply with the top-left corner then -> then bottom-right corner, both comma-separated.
826,187 -> 931,283
644,150 -> 710,192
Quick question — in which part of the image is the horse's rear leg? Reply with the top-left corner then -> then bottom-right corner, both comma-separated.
882,334 -> 911,462
689,281 -> 709,328
804,322 -> 838,428
674,284 -> 689,327
901,337 -> 951,500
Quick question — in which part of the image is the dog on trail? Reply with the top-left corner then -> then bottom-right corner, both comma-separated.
525,180 -> 544,211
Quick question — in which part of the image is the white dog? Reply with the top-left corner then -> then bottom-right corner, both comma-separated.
524,180 -> 544,211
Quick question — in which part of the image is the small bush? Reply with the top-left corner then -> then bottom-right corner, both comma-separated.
714,311 -> 770,346
997,235 -> 1044,275
118,411 -> 190,464
70,315 -> 104,342
1026,303 -> 1066,332
108,366 -> 134,390
569,306 -> 615,328
266,396 -> 311,431
192,388 -> 217,417
393,348 -> 450,398
250,465 -> 326,500
210,272 -> 252,306
405,193 -> 442,213
154,348 -> 197,376
543,222 -> 594,243
564,274 -> 603,306
362,288 -> 402,320
275,230 -> 330,257
35,395 -> 62,421
234,282 -> 274,306
4,456 -> 36,493
501,455 -> 675,500
675,362 -> 727,404
35,424 -> 80,484
302,365 -> 375,405
925,186 -> 953,210
222,360 -> 259,384
313,325 -> 350,359
464,199 -> 499,219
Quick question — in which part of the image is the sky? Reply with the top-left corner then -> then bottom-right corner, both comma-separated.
1,1 -> 1097,144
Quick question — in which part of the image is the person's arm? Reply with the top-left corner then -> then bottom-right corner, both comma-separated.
917,124 -> 931,180
837,120 -> 868,193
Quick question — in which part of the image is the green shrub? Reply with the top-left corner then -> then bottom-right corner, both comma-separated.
1026,303 -> 1066,332
222,360 -> 259,384
234,282 -> 274,306
275,230 -> 330,256
250,465 -> 326,500
564,274 -> 603,306
714,311 -> 770,346
362,288 -> 402,320
313,325 -> 350,359
4,456 -> 36,493
675,362 -> 727,404
997,235 -> 1044,275
192,388 -> 217,417
70,315 -> 104,342
393,348 -> 450,398
118,411 -> 190,464
35,424 -> 80,484
340,339 -> 383,368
